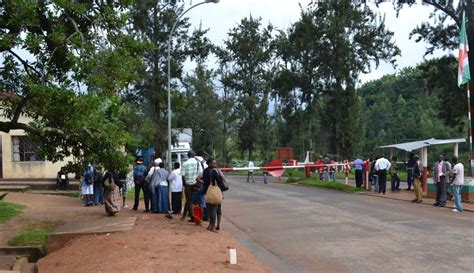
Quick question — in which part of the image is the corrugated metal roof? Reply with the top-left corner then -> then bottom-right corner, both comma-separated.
378,138 -> 465,152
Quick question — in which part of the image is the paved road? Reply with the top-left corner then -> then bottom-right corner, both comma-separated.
222,175 -> 474,273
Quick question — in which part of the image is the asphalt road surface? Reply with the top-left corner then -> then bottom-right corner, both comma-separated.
222,175 -> 474,273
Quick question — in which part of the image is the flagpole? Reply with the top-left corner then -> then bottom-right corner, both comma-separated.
468,83 -> 474,176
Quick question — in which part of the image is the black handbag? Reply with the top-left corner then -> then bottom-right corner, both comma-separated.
214,169 -> 229,192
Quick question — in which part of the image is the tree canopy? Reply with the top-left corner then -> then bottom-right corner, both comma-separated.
0,0 -> 142,171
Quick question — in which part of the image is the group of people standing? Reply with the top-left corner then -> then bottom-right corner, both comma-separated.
368,153 -> 465,212
316,155 -> 337,182
132,158 -> 177,214
432,154 -> 465,212
80,163 -> 129,216
132,150 -> 228,232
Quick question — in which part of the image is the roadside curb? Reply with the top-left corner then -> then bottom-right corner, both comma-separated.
280,180 -> 474,213
358,192 -> 474,213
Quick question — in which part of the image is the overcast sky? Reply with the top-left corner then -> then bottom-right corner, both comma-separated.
184,0 -> 452,83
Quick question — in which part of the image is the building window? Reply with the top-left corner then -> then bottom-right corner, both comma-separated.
12,136 -> 42,162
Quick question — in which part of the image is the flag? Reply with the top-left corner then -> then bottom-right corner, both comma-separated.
458,11 -> 471,87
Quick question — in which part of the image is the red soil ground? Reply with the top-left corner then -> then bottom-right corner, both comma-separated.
2,192 -> 271,273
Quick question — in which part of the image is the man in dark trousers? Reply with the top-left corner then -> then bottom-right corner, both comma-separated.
374,156 -> 391,194
132,157 -> 150,212
353,157 -> 364,188
433,154 -> 451,207
390,156 -> 400,191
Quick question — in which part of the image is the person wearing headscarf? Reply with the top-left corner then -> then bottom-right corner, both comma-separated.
102,171 -> 121,216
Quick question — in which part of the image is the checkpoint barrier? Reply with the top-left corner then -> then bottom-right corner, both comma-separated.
220,161 -> 366,174
220,160 -> 371,189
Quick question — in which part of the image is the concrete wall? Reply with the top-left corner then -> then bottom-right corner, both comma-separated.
427,179 -> 474,202
0,130 -> 73,179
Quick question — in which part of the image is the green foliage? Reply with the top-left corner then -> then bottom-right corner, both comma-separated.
0,201 -> 25,224
417,56 -> 466,132
395,0 -> 474,138
0,0 -> 143,172
272,0 -> 400,158
218,16 -> 274,160
175,64 -> 223,156
359,62 -> 466,162
126,1 -> 214,152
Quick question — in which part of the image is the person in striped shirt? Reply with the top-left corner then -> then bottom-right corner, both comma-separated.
181,150 -> 204,222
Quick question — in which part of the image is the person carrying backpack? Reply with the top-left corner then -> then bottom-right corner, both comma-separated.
132,157 -> 149,212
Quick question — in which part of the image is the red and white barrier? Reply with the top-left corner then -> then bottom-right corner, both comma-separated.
219,161 -> 366,178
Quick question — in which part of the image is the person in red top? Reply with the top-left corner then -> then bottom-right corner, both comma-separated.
363,159 -> 370,188
316,155 -> 325,181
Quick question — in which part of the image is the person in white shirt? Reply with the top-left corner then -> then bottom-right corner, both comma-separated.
168,162 -> 183,214
374,156 -> 391,194
450,156 -> 464,212
247,161 -> 255,183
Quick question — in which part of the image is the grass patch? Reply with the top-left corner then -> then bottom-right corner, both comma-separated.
0,201 -> 26,224
335,171 -> 407,182
67,192 -> 80,198
7,221 -> 57,246
285,176 -> 300,183
126,187 -> 143,200
294,177 -> 366,193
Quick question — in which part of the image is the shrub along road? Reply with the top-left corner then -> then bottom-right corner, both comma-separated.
222,175 -> 474,273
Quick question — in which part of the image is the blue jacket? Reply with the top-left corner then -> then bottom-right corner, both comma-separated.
133,164 -> 148,180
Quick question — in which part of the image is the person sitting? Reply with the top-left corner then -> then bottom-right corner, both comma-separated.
55,167 -> 70,191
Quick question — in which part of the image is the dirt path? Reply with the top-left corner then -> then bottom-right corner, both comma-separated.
2,193 -> 271,273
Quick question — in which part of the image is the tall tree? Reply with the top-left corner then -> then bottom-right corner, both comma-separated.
175,63 -> 222,157
219,16 -> 274,160
0,0 -> 142,171
214,55 -> 238,166
127,1 -> 213,152
274,1 -> 400,158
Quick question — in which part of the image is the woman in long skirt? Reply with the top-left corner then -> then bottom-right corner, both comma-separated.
102,172 -> 121,216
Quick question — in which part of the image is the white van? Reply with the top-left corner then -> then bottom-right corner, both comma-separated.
171,142 -> 191,167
